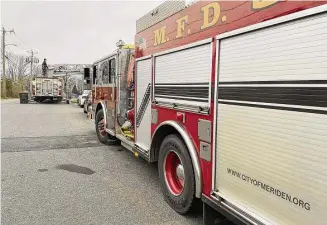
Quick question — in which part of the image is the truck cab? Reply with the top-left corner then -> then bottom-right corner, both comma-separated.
91,43 -> 135,143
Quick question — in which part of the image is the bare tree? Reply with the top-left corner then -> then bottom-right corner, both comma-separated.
5,52 -> 30,81
32,64 -> 42,77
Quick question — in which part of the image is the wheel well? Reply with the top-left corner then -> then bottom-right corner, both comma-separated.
150,125 -> 180,162
150,121 -> 202,198
95,103 -> 102,116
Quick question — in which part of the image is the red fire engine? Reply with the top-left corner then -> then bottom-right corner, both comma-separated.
90,1 -> 327,224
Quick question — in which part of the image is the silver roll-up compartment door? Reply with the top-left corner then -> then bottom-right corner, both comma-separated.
214,7 -> 327,225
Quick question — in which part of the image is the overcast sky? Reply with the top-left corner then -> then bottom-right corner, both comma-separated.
1,1 -> 164,64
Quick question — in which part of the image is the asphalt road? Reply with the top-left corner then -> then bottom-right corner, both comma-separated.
1,99 -> 202,225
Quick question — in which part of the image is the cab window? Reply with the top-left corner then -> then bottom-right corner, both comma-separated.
109,58 -> 115,84
102,61 -> 109,84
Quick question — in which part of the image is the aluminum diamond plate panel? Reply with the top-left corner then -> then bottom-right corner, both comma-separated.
136,0 -> 186,33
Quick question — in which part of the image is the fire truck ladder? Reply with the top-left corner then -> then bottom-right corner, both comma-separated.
136,83 -> 151,127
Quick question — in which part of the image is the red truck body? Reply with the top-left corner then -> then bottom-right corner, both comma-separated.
91,1 -> 327,224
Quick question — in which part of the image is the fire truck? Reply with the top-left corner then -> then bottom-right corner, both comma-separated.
91,1 -> 327,224
31,68 -> 63,103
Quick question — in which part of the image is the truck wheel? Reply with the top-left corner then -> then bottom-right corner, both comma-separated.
158,134 -> 197,215
95,109 -> 119,145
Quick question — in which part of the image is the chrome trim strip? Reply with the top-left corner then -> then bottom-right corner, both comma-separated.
118,135 -> 150,160
136,55 -> 152,62
211,192 -> 268,225
121,140 -> 133,151
93,84 -> 115,88
207,41 -> 213,107
93,53 -> 117,65
212,39 -> 219,192
156,95 -> 208,101
154,101 -> 209,114
116,133 -> 134,145
134,144 -> 149,154
97,101 -> 108,127
153,38 -> 212,57
156,84 -> 209,87
152,120 -> 202,198
220,202 -> 263,225
105,128 -> 115,136
152,56 -> 155,102
116,49 -> 120,114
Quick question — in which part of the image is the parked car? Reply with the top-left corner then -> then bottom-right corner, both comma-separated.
83,91 -> 92,113
78,90 -> 91,108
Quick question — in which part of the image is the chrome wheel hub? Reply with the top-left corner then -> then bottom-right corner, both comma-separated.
176,164 -> 185,181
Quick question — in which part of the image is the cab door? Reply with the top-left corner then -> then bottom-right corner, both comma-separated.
101,58 -> 116,131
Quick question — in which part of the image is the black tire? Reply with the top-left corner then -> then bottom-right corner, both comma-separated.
95,109 -> 119,145
84,104 -> 89,113
158,134 -> 198,215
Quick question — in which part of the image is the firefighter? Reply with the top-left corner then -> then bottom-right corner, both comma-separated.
42,58 -> 48,77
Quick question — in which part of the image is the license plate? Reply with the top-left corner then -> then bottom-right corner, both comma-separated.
53,98 -> 57,100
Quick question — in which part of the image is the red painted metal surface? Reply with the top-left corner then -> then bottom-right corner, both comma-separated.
140,0 -> 326,197
136,1 -> 325,58
151,106 -> 212,196
92,86 -> 116,109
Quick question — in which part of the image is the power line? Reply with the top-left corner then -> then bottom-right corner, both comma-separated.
13,33 -> 41,71
6,35 -> 31,55
7,32 -> 39,55
6,35 -> 26,50
5,35 -> 17,45
14,45 -> 29,52
5,48 -> 22,65
6,46 -> 15,55
5,55 -> 16,66
6,47 -> 13,54
14,32 -> 34,51
7,45 -> 29,56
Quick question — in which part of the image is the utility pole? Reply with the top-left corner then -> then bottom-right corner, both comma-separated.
2,27 -> 14,98
27,50 -> 38,79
